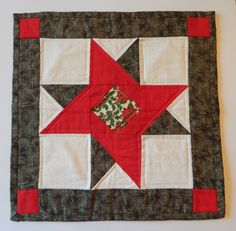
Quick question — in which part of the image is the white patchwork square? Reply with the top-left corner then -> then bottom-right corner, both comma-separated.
39,134 -> 91,189
139,37 -> 188,85
141,135 -> 193,189
40,38 -> 90,84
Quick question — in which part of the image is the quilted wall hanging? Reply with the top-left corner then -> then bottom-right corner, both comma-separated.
11,11 -> 225,221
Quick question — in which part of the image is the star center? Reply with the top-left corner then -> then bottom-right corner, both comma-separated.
93,85 -> 140,131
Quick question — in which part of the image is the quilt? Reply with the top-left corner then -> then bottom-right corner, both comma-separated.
11,11 -> 225,221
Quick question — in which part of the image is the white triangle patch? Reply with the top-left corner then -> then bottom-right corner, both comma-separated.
39,86 -> 63,131
93,38 -> 137,60
92,163 -> 139,190
167,89 -> 190,132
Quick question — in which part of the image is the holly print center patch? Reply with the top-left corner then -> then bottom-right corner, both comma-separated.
93,85 -> 140,131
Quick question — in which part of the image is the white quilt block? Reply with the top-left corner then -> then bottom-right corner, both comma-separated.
92,163 -> 139,190
39,134 -> 91,189
39,86 -> 63,132
139,37 -> 188,85
94,38 -> 137,60
167,89 -> 190,132
40,38 -> 90,84
141,135 -> 193,189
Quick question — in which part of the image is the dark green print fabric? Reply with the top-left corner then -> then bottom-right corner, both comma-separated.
11,11 -> 225,221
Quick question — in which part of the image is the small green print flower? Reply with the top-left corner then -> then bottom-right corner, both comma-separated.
93,85 -> 140,131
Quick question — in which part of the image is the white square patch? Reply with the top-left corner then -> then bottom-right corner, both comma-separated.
139,37 -> 188,85
40,38 -> 90,84
39,134 -> 91,189
141,135 -> 193,189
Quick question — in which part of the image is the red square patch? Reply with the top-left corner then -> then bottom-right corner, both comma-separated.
192,189 -> 218,213
16,189 -> 39,214
187,17 -> 210,37
19,18 -> 40,38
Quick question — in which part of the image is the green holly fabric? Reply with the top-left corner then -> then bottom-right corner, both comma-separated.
93,85 -> 140,131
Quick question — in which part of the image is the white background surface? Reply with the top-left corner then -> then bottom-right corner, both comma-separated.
0,0 -> 236,230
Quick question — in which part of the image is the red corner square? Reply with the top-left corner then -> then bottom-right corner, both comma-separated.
19,18 -> 40,38
16,189 -> 39,214
192,189 -> 218,213
187,17 -> 210,37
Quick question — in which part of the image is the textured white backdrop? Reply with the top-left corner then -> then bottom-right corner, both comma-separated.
0,0 -> 235,230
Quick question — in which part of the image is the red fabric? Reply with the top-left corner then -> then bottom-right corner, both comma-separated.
93,132 -> 141,187
41,86 -> 91,134
19,18 -> 40,38
192,189 -> 218,213
16,189 -> 39,214
41,39 -> 188,187
187,17 -> 210,37
90,40 -> 137,86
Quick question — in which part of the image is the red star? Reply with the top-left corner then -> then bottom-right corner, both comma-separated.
41,40 -> 188,188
